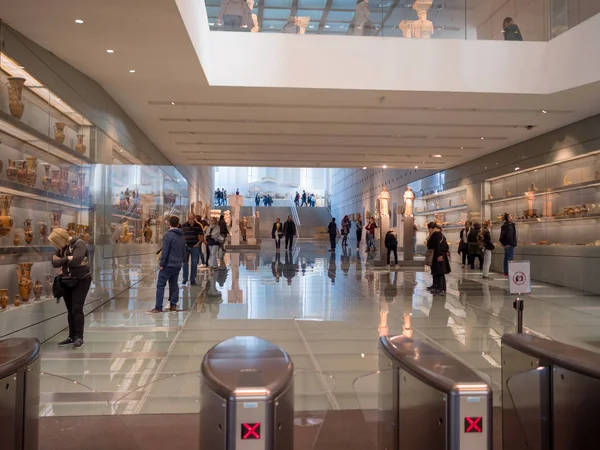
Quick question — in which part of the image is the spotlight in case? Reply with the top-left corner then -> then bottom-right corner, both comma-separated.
107,49 -> 114,53
362,167 -> 367,170
432,154 -> 442,158
129,69 -> 136,73
75,19 -> 84,24
542,110 -> 547,114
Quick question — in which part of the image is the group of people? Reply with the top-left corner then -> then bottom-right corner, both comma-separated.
272,216 -> 297,251
457,213 -> 517,279
294,191 -> 318,207
118,187 -> 140,207
256,193 -> 275,207
214,188 -> 229,206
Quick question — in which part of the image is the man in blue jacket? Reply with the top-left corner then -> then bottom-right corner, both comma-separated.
148,216 -> 186,314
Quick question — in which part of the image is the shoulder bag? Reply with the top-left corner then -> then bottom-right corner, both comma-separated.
424,249 -> 434,266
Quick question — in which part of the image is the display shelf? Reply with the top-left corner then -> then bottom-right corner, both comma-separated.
0,178 -> 92,209
483,179 -> 600,205
416,185 -> 467,201
0,245 -> 55,255
0,110 -> 92,166
414,205 -> 468,216
493,213 -> 600,226
110,208 -> 142,221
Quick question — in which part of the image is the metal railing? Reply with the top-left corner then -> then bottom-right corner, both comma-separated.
289,195 -> 301,238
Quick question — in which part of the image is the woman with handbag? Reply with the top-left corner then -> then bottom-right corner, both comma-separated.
481,220 -> 495,279
49,228 -> 92,349
272,217 -> 283,251
426,222 -> 450,294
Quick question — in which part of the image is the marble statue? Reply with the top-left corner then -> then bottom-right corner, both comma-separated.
413,10 -> 434,39
398,0 -> 433,39
379,186 -> 391,217
399,20 -> 413,38
403,186 -> 415,217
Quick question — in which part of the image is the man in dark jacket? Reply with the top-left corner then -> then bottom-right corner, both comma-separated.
182,213 -> 205,286
148,216 -> 186,313
283,215 -> 297,250
499,213 -> 517,276
327,218 -> 338,252
384,230 -> 398,265
502,17 -> 523,41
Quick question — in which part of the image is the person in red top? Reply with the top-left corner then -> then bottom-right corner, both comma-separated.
365,217 -> 378,252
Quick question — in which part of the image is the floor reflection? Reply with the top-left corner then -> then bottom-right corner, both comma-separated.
36,239 -> 600,417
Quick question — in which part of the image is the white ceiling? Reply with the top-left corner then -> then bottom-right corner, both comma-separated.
3,0 -> 600,170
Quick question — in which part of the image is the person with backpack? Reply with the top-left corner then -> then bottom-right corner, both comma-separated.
384,229 -> 398,266
427,222 -> 450,294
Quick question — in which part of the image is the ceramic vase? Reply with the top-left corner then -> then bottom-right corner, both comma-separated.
50,168 -> 60,193
17,263 -> 33,302
54,122 -> 66,144
8,77 -> 26,119
6,160 -> 18,182
50,209 -> 62,232
13,234 -> 20,246
14,295 -> 21,307
58,165 -> 70,196
75,135 -> 86,155
0,195 -> 14,237
16,160 -> 27,184
0,289 -> 8,311
33,281 -> 43,301
41,164 -> 52,190
39,222 -> 48,244
45,274 -> 53,298
25,157 -> 38,187
24,219 -> 33,244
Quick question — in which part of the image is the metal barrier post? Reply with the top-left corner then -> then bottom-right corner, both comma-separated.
0,338 -> 41,450
502,333 -> 600,450
513,296 -> 524,334
378,335 -> 492,450
199,336 -> 294,450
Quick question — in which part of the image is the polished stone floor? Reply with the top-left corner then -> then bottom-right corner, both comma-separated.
34,239 -> 600,425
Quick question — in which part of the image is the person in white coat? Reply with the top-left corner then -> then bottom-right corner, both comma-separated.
206,218 -> 224,269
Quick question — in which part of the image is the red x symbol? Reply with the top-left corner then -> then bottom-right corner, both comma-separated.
242,422 -> 261,439
465,416 -> 482,433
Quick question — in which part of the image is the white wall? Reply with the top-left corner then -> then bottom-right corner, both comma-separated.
177,1 -> 600,95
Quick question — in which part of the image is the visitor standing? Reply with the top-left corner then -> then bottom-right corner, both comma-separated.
355,214 -> 363,251
481,220 -> 494,279
365,217 -> 377,252
182,213 -> 205,286
283,215 -> 297,250
148,216 -> 186,314
50,228 -> 92,349
341,215 -> 351,247
385,229 -> 398,266
427,223 -> 450,294
206,218 -> 224,269
458,221 -> 471,268
272,217 -> 283,251
328,218 -> 339,252
499,213 -> 517,277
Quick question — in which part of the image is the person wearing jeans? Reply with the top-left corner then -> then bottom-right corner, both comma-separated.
365,217 -> 377,251
148,216 -> 186,314
218,0 -> 245,31
206,218 -> 224,269
499,213 -> 517,276
283,216 -> 297,250
182,213 -> 205,286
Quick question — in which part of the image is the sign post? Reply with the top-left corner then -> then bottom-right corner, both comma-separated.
508,261 -> 531,333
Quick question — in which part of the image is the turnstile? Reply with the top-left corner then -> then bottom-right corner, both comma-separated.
0,338 -> 41,450
502,333 -> 600,450
199,336 -> 294,450
378,335 -> 492,450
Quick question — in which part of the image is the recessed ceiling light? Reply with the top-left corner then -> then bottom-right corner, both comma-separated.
129,69 -> 136,73
170,101 -> 176,105
542,110 -> 547,114
209,22 -> 215,25
460,146 -> 464,149
432,154 -> 442,158
324,24 -> 331,28
415,165 -> 419,169
383,165 -> 387,169
107,49 -> 114,53
481,137 -> 485,140
75,19 -> 84,24
515,167 -> 520,171
362,166 -> 367,170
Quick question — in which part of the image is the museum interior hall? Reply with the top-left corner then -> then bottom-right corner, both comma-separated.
2,1 -> 600,449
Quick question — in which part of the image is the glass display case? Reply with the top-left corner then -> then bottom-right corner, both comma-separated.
413,186 -> 468,245
0,52 -> 94,311
483,151 -> 600,246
